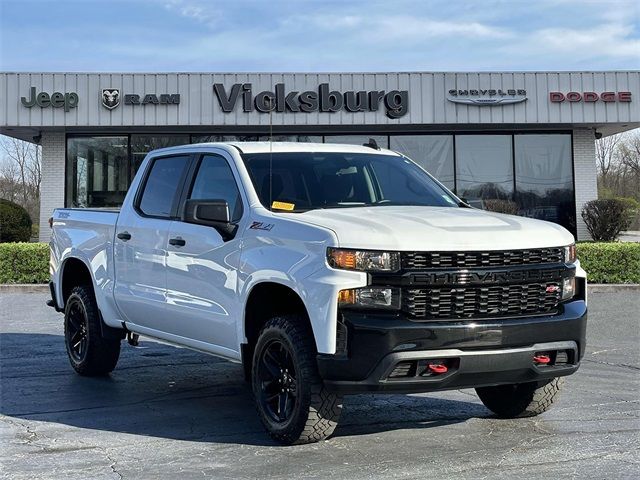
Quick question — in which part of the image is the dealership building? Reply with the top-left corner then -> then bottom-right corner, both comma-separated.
1,71 -> 638,242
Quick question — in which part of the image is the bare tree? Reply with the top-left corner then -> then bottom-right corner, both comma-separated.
619,133 -> 640,177
595,133 -> 622,189
0,136 -> 42,222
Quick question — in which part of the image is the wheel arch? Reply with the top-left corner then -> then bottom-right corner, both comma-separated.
59,256 -> 94,307
242,281 -> 314,378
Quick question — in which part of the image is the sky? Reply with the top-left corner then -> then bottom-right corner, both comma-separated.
0,0 -> 638,72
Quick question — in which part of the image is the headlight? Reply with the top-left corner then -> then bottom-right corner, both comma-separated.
338,287 -> 401,310
327,248 -> 400,272
564,244 -> 576,263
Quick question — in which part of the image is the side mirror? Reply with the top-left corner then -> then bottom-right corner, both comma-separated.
183,199 -> 237,239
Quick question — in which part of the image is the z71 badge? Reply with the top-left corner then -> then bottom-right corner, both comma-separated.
249,221 -> 274,231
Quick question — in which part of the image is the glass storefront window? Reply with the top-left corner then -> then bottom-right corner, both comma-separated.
66,137 -> 128,208
192,135 -> 259,143
257,135 -> 323,142
514,134 -> 575,233
64,132 -> 576,235
130,135 -> 190,175
455,135 -> 513,209
390,135 -> 455,190
325,135 -> 389,148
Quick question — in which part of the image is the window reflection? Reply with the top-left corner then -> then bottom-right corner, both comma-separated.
66,137 -> 128,208
325,135 -> 388,148
455,135 -> 513,208
192,135 -> 259,143
390,135 -> 455,190
514,134 -> 575,233
130,135 -> 190,175
257,135 -> 323,142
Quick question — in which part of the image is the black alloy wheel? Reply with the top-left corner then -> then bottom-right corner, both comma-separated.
257,339 -> 298,423
65,297 -> 89,362
251,315 -> 343,445
63,285 -> 121,376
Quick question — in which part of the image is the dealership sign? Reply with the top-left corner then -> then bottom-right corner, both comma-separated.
21,87 -> 78,111
447,88 -> 527,105
549,91 -> 632,103
213,83 -> 409,119
101,88 -> 180,109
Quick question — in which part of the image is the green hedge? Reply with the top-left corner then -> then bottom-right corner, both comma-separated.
577,242 -> 640,284
0,241 -> 638,285
0,242 -> 50,284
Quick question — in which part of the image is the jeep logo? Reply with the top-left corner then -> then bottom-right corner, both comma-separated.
21,87 -> 78,112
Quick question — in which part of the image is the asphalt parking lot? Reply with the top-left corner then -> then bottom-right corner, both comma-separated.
1,291 -> 638,479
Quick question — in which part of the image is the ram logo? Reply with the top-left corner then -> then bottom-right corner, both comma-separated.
102,88 -> 120,110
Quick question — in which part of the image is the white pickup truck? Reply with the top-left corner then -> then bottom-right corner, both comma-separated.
49,142 -> 587,444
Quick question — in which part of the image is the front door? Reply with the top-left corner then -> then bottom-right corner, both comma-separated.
114,154 -> 191,330
165,153 -> 246,355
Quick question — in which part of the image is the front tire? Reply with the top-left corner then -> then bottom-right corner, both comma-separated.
252,315 -> 342,445
64,285 -> 121,376
476,377 -> 564,418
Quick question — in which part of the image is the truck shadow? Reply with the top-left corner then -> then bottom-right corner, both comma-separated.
0,333 -> 490,446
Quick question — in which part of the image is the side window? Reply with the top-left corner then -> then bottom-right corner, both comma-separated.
138,155 -> 190,217
189,154 -> 243,222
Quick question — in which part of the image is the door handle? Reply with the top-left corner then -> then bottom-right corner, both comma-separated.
169,237 -> 186,247
117,231 -> 132,241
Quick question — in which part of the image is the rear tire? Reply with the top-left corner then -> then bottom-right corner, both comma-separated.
64,285 -> 121,376
476,377 -> 564,418
252,315 -> 342,445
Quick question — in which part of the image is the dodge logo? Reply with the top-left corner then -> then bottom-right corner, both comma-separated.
102,88 -> 120,110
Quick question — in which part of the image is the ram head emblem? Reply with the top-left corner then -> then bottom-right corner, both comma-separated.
102,88 -> 120,110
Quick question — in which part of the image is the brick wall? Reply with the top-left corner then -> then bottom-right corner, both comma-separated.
39,132 -> 65,242
572,128 -> 598,241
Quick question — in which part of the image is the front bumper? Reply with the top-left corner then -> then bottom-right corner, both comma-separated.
318,299 -> 587,394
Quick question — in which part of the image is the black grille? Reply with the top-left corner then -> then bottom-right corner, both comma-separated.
402,248 -> 564,270
402,282 -> 561,320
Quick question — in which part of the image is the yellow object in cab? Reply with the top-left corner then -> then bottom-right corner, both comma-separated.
272,201 -> 295,211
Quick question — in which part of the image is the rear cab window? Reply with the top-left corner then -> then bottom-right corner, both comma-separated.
137,155 -> 190,217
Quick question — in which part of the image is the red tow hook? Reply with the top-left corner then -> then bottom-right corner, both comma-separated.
533,354 -> 551,365
428,363 -> 448,374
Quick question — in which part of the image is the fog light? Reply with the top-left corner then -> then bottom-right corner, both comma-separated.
562,277 -> 575,300
338,287 -> 400,309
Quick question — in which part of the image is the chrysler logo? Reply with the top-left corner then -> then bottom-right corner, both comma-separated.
102,88 -> 120,110
447,88 -> 527,106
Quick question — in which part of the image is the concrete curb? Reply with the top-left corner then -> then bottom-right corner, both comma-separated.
587,284 -> 640,292
0,284 -> 50,293
1,283 -> 639,294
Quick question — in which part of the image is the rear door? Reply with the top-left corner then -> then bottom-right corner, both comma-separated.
113,154 -> 192,329
164,152 -> 246,354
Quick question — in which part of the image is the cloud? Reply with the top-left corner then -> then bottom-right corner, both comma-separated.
163,0 -> 221,27
284,13 -> 512,42
1,0 -> 638,72
530,23 -> 639,58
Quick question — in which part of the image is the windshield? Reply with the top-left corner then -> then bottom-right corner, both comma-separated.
241,152 -> 460,212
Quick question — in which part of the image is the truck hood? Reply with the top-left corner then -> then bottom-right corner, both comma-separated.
294,206 -> 574,251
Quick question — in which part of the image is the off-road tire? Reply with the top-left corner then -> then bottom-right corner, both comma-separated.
252,315 -> 342,445
64,285 -> 121,376
476,377 -> 564,418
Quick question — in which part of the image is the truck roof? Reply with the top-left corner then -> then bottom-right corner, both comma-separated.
149,141 -> 398,156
